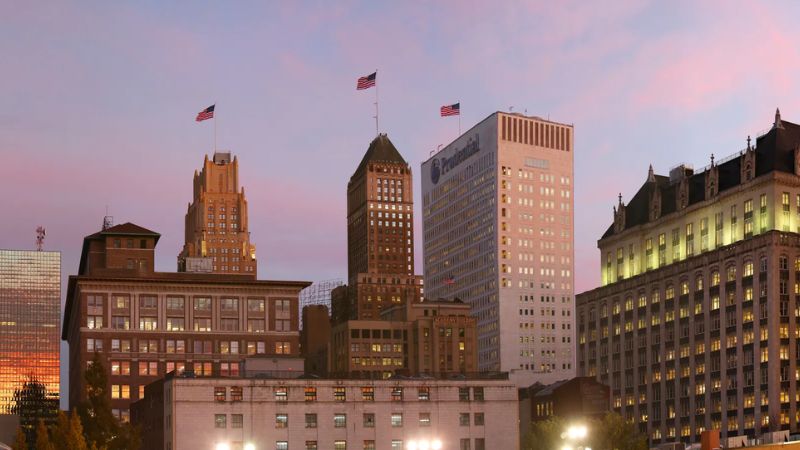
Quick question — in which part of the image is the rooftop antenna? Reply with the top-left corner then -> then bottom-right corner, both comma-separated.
36,226 -> 46,251
103,206 -> 114,231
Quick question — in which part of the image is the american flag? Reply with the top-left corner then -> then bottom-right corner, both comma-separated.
356,72 -> 376,90
195,104 -> 215,122
444,274 -> 456,285
440,103 -> 460,117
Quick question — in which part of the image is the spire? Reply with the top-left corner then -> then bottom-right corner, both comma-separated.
775,108 -> 783,129
618,193 -> 623,206
747,135 -> 752,150
710,153 -> 715,166
647,164 -> 655,182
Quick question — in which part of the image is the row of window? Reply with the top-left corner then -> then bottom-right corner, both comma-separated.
213,411 -> 485,429
87,295 -> 290,313
215,386 -> 485,403
86,316 -> 291,333
89,338 -> 290,355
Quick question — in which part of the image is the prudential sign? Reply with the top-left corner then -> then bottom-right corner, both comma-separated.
430,135 -> 480,185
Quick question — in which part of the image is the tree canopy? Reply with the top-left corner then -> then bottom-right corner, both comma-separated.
523,413 -> 648,450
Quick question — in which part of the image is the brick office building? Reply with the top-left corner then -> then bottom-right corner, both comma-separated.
62,222 -> 309,420
576,110 -> 800,444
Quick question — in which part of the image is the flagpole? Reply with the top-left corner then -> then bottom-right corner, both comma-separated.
374,70 -> 379,136
214,101 -> 217,152
458,104 -> 461,136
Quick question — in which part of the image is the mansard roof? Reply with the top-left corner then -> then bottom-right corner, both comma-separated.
602,115 -> 800,240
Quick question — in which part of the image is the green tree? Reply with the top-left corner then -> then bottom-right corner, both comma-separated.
13,426 -> 27,450
523,413 -> 647,450
590,413 -> 647,450
10,377 -> 59,446
77,354 -> 139,450
522,416 -> 567,450
34,420 -> 54,450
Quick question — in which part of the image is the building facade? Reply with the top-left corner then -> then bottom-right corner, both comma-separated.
0,250 -> 60,412
329,300 -> 479,378
62,222 -> 309,419
300,305 -> 331,376
178,152 -> 257,275
576,111 -> 800,444
298,279 -> 343,328
421,112 -> 575,387
339,134 -> 423,321
132,372 -> 519,450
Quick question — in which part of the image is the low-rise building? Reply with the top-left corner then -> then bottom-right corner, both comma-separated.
132,370 -> 519,450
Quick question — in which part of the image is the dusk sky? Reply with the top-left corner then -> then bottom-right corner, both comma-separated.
3,0 -> 800,308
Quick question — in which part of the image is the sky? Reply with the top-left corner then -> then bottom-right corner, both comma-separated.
2,0 -> 800,401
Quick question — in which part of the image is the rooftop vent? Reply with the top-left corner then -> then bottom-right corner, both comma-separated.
669,164 -> 694,184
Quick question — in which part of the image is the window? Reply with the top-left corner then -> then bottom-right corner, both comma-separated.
276,414 -> 288,428
306,442 -> 318,450
220,362 -> 240,377
215,414 -> 226,428
391,387 -> 403,401
418,387 -> 430,401
194,297 -> 211,311
475,413 -> 485,425
220,298 -> 239,312
475,438 -> 486,450
111,339 -> 130,352
110,361 -> 130,376
231,414 -> 243,429
247,341 -> 266,355
166,296 -> 184,310
247,319 -> 266,333
220,341 -> 240,354
166,318 -> 185,331
334,387 -> 346,402
248,298 -> 265,312
460,439 -> 471,450
231,386 -> 243,401
459,387 -> 470,401
275,341 -> 291,354
305,387 -> 317,402
220,318 -> 239,331
113,296 -> 130,309
473,387 -> 484,401
361,386 -> 374,401
138,361 -> 158,376
274,387 -> 288,402
111,316 -> 130,330
363,441 -> 375,450
193,318 -> 212,331
391,413 -> 403,427
460,413 -> 471,426
86,338 -> 103,352
363,413 -> 375,428
192,340 -> 212,354
139,317 -> 157,330
334,413 -> 347,428
215,387 -> 226,402
334,441 -> 346,450
391,441 -> 403,450
305,413 -> 317,428
419,412 -> 431,426
111,385 -> 130,399
139,295 -> 157,308
87,316 -> 103,329
277,442 -> 288,450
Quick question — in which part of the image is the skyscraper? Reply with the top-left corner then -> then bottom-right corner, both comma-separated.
178,152 -> 257,275
421,112 -> 575,387
339,134 -> 423,320
0,249 -> 60,412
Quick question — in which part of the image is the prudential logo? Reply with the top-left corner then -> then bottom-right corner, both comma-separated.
430,134 -> 480,185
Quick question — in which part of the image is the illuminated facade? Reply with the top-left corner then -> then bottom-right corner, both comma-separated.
63,222 -> 309,420
421,112 -> 575,387
0,250 -> 60,412
576,110 -> 800,445
178,152 -> 257,275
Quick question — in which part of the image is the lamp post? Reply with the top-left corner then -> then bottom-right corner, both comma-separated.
562,425 -> 590,450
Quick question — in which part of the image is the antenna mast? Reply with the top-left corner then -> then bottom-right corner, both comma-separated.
36,226 -> 46,251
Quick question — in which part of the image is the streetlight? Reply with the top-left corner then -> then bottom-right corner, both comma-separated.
563,424 -> 589,450
244,443 -> 256,450
407,439 -> 442,450
215,444 -> 230,450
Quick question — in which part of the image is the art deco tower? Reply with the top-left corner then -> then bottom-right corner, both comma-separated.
337,134 -> 422,320
178,152 -> 257,275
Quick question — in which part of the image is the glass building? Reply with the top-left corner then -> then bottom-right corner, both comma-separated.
0,250 -> 60,412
